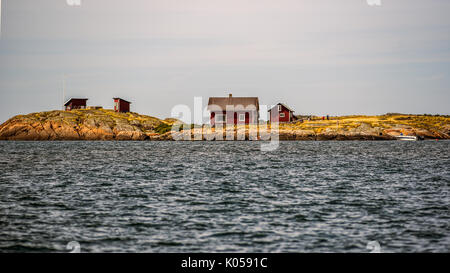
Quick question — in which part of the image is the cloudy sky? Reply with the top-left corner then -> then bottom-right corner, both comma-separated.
0,0 -> 449,123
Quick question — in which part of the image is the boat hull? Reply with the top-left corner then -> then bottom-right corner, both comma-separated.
396,136 -> 420,141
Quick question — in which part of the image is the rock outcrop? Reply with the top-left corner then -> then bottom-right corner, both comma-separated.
0,111 -> 448,141
153,128 -> 397,141
0,110 -> 165,141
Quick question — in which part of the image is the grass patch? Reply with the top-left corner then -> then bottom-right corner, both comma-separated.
154,123 -> 173,134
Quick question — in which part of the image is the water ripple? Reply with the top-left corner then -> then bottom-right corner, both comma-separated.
0,141 -> 449,252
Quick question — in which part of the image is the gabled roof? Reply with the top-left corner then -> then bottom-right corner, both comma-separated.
64,98 -> 88,106
113,98 -> 131,104
268,103 -> 295,113
207,96 -> 259,111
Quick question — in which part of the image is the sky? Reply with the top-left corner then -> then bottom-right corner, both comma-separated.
0,0 -> 449,123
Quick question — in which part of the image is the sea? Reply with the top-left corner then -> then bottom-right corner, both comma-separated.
0,141 -> 448,252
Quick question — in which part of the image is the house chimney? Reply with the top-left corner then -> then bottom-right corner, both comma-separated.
229,94 -> 232,98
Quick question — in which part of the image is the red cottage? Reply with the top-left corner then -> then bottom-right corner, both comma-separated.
208,94 -> 259,126
268,103 -> 296,123
64,98 -> 88,111
113,98 -> 131,113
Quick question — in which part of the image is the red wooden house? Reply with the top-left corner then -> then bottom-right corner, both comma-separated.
64,98 -> 88,111
113,98 -> 131,113
268,103 -> 296,123
208,94 -> 259,126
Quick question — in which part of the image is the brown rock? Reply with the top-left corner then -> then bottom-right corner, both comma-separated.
0,110 -> 164,141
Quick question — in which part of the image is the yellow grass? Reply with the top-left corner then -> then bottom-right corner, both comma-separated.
283,115 -> 449,133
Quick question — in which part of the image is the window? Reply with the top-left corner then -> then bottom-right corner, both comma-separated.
215,114 -> 225,123
278,105 -> 282,112
280,113 -> 285,118
239,114 -> 246,122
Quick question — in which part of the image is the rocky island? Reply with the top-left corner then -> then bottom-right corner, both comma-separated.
0,109 -> 449,141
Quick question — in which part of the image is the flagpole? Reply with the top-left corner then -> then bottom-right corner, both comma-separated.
0,0 -> 3,38
63,74 -> 66,110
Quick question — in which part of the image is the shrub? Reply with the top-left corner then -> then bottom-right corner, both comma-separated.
154,123 -> 173,134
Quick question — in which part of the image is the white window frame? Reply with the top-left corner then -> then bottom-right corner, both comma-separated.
239,113 -> 246,122
215,114 -> 226,123
280,113 -> 285,118
278,105 -> 282,112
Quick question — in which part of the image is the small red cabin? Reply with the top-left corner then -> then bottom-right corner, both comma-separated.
64,98 -> 88,111
268,103 -> 296,123
113,98 -> 131,113
208,94 -> 259,127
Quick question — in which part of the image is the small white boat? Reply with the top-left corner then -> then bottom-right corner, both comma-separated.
396,135 -> 419,141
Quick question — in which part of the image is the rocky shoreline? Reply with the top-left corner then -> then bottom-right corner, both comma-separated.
0,110 -> 449,141
159,129 -> 397,141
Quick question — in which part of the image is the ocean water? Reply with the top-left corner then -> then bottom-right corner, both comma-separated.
0,141 -> 448,253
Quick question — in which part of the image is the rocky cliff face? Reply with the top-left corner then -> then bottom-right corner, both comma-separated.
0,110 -> 165,141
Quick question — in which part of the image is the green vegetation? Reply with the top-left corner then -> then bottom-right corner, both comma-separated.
154,122 -> 199,134
154,123 -> 173,134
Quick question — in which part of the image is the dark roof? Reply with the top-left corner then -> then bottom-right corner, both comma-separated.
268,103 -> 295,113
207,96 -> 259,111
113,98 -> 131,104
64,98 -> 88,106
